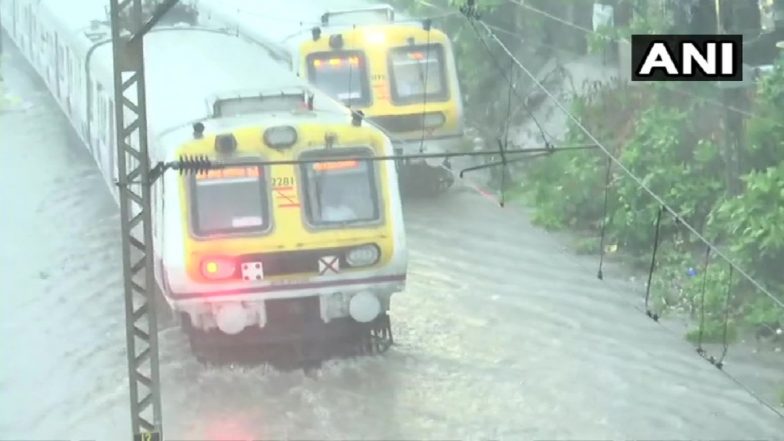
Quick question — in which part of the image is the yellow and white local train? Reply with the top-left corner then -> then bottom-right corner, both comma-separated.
191,0 -> 466,194
2,0 -> 407,358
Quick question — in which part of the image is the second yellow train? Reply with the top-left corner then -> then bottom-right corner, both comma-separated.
193,0 -> 466,195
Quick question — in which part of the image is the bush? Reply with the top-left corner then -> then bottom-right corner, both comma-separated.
780,388 -> 784,407
389,0 -> 784,337
520,58 -> 784,334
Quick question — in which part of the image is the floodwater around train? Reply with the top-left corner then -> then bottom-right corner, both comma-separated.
1,34 -> 783,440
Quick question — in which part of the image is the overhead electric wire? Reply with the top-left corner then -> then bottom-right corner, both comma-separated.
456,4 -> 784,418
460,8 -> 784,419
164,144 -> 597,172
414,0 -> 522,39
417,23 -> 433,154
416,0 -> 555,144
467,18 -> 552,145
468,18 -> 784,311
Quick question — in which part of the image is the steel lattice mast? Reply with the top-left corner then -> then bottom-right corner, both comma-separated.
108,1 -> 179,439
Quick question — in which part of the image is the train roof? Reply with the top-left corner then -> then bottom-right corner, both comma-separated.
25,0 -> 354,155
157,108 -> 369,153
88,28 -> 336,136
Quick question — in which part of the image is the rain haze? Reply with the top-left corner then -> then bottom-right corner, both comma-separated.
1,0 -> 783,440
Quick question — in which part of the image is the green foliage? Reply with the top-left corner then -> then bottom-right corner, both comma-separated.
519,16 -> 784,339
611,108 -> 725,251
685,320 -> 738,344
0,81 -> 17,111
780,388 -> 784,407
710,167 -> 784,281
524,148 -> 606,230
525,84 -> 727,254
744,61 -> 784,170
390,0 -> 784,341
703,60 -> 784,327
588,0 -> 673,53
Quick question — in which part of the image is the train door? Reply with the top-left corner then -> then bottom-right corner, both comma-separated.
94,84 -> 106,172
75,56 -> 87,138
107,98 -> 116,187
87,78 -> 96,153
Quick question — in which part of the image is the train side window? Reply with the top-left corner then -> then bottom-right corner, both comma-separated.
189,165 -> 270,236
104,98 -> 111,141
67,48 -> 73,83
97,95 -> 103,134
96,84 -> 105,135
88,80 -> 95,122
55,38 -> 64,79
300,149 -> 380,226
152,178 -> 160,240
387,44 -> 449,105
108,99 -> 115,143
74,55 -> 81,92
306,51 -> 371,107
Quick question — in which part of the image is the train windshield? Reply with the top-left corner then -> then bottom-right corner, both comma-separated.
301,155 -> 379,226
190,165 -> 269,236
388,44 -> 449,104
307,51 -> 371,107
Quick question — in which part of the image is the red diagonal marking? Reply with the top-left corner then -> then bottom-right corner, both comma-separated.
274,187 -> 299,208
319,256 -> 339,275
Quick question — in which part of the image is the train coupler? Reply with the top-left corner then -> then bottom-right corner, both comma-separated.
353,312 -> 394,355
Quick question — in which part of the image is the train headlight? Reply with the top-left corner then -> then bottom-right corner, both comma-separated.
349,291 -> 381,323
365,30 -> 386,44
263,126 -> 297,149
345,245 -> 380,267
423,112 -> 446,129
201,257 -> 236,280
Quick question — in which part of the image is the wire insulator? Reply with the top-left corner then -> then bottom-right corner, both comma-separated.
176,155 -> 213,175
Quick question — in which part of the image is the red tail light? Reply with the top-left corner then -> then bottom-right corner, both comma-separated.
201,257 -> 236,280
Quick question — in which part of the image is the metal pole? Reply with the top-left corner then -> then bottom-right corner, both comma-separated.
109,0 -> 179,439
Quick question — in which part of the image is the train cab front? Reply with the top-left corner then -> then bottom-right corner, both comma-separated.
297,24 -> 465,193
160,122 -> 406,356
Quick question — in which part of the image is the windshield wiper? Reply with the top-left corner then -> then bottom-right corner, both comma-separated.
314,171 -> 324,219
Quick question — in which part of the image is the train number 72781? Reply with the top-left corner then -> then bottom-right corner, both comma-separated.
272,176 -> 294,187
272,176 -> 295,187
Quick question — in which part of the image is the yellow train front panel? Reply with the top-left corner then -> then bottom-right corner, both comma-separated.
160,120 -> 405,305
297,25 -> 464,144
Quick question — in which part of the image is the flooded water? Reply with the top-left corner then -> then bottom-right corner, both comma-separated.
1,34 -> 782,440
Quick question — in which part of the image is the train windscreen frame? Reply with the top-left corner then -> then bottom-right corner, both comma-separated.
189,165 -> 270,237
306,51 -> 371,107
300,149 -> 380,227
387,43 -> 449,105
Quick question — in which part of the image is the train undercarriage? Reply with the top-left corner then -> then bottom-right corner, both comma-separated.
155,289 -> 394,369
397,160 -> 455,197
394,142 -> 456,197
183,312 -> 394,369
